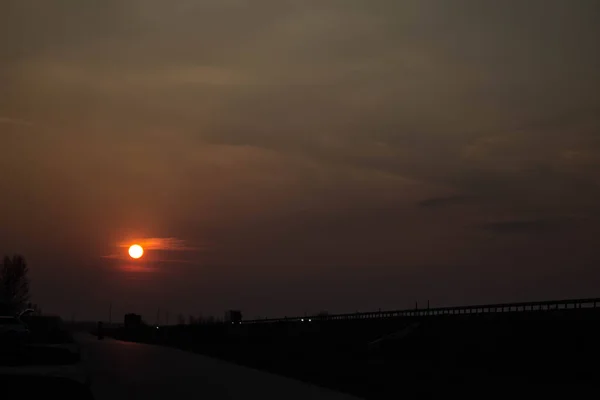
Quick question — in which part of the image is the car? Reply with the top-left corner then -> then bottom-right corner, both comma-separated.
0,316 -> 30,342
0,315 -> 92,399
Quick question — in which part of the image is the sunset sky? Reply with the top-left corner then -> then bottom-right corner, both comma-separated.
1,1 -> 599,322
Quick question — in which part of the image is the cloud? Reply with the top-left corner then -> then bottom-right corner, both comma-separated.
479,219 -> 561,234
117,237 -> 201,251
101,237 -> 209,263
3,0 -> 600,318
418,195 -> 477,208
0,117 -> 33,127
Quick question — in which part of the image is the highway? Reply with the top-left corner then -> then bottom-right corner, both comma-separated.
76,334 -> 361,400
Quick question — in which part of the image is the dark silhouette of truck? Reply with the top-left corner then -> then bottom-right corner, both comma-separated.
124,313 -> 142,329
224,310 -> 242,324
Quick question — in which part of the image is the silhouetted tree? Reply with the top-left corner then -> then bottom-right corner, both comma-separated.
0,255 -> 30,314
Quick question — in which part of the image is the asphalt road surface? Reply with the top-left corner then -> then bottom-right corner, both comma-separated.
76,334 -> 362,400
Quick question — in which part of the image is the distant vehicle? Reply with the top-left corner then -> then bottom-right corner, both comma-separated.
0,316 -> 30,341
124,313 -> 142,329
225,310 -> 242,324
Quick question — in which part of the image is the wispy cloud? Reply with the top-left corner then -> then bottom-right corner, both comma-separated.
418,195 -> 477,208
101,237 -> 209,263
479,219 -> 560,234
117,237 -> 201,251
0,117 -> 33,127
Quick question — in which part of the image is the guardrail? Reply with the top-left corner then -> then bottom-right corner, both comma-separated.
242,297 -> 600,324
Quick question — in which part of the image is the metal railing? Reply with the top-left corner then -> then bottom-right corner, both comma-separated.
242,297 -> 600,324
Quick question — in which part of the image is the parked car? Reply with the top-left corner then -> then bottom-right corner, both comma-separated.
0,316 -> 30,342
0,315 -> 91,398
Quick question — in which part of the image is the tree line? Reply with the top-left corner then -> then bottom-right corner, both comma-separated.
0,255 -> 31,315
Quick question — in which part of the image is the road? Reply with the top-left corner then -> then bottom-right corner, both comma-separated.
76,334 -> 362,400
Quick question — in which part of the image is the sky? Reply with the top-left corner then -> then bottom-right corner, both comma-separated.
1,1 -> 600,322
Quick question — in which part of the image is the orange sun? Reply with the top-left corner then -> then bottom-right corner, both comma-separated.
128,244 -> 144,259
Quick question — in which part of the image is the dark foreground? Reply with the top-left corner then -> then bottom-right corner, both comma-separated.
111,308 -> 600,399
77,333 -> 360,400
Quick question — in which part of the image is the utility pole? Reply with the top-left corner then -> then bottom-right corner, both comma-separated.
156,307 -> 160,326
109,303 -> 112,325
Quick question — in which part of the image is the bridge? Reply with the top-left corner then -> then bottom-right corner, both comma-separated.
242,297 -> 600,324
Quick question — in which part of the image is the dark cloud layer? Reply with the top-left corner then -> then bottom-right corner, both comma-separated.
418,195 -> 478,208
1,1 -> 599,321
479,220 -> 561,235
